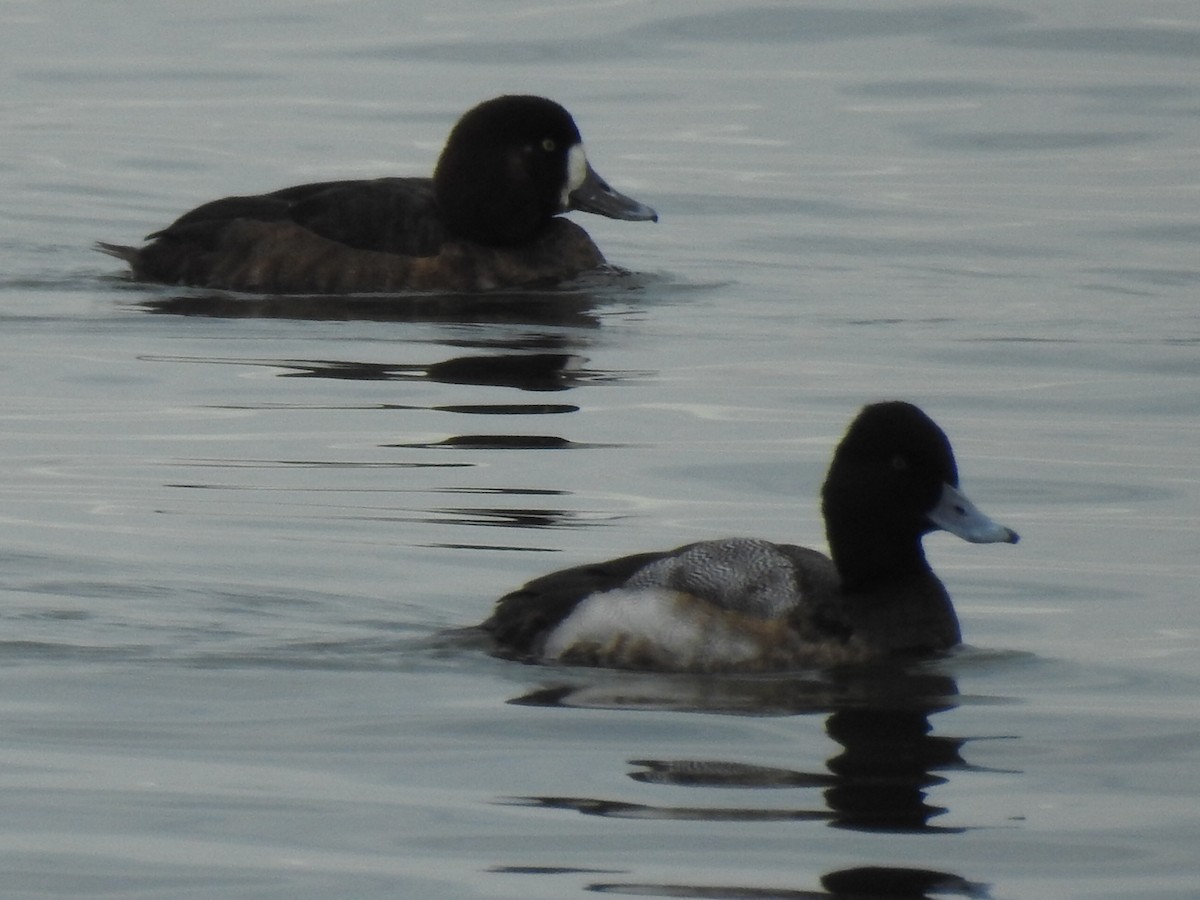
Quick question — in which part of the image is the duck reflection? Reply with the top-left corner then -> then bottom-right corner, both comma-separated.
581,864 -> 990,898
507,668 -> 971,834
134,273 -> 648,327
184,350 -> 600,393
145,343 -> 646,542
292,351 -> 608,393
146,348 -> 636,399
502,668 -> 989,897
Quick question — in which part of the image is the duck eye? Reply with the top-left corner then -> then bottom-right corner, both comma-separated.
541,138 -> 556,152
891,455 -> 908,471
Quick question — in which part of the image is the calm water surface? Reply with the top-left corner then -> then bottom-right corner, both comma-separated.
2,1 -> 1199,897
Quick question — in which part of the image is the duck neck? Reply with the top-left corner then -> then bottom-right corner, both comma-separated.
827,533 -> 961,651
828,529 -> 933,594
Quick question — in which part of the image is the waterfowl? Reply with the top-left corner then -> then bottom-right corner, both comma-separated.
481,401 -> 1019,672
97,95 -> 657,294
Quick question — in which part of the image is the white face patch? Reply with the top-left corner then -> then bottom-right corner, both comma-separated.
560,143 -> 588,209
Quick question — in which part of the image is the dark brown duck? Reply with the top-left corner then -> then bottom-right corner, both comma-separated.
98,95 -> 657,294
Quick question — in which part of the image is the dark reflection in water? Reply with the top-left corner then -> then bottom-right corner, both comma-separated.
434,403 -> 577,415
393,434 -> 620,450
137,285 -> 615,327
508,665 -> 958,718
584,865 -> 991,898
282,352 -> 598,391
508,669 -> 968,833
131,265 -> 663,323
821,702 -> 964,833
493,863 -> 989,897
428,505 -> 601,530
499,667 -> 995,897
145,351 -> 644,394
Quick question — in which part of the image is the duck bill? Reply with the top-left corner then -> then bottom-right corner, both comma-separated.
568,159 -> 658,222
928,483 -> 1019,544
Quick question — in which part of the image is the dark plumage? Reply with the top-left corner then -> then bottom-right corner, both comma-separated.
481,402 -> 1019,672
97,95 -> 656,293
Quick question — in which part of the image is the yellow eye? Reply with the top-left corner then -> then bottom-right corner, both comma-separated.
541,138 -> 556,152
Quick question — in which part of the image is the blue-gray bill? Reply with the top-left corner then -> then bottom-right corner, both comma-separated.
928,482 -> 1020,544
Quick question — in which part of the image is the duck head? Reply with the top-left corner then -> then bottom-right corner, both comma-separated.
433,95 -> 657,246
822,401 -> 1018,588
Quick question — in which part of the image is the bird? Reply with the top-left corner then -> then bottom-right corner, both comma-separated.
479,401 -> 1019,672
97,95 -> 657,294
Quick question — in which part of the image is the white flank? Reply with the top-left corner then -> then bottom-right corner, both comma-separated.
542,587 -> 763,669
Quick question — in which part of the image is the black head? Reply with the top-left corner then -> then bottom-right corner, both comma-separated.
821,402 -> 995,587
433,95 -> 656,246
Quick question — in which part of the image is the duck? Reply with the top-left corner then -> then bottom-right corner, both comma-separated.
480,401 -> 1019,672
97,95 -> 657,294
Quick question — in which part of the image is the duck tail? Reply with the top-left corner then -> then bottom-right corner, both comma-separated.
93,241 -> 139,263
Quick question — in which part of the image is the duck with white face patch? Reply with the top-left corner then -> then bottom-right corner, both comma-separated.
98,95 -> 657,294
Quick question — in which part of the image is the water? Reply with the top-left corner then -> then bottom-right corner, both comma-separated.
2,0 -> 1199,897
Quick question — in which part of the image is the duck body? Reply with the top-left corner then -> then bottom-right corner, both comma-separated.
481,402 -> 1019,673
98,95 -> 656,294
